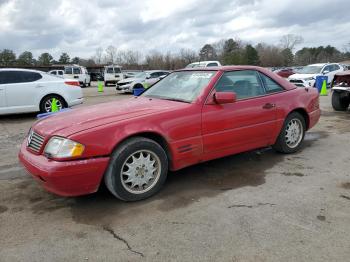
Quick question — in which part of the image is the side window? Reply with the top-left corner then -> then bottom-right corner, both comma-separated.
22,72 -> 42,82
65,67 -> 73,74
106,68 -> 114,74
114,67 -> 122,73
331,64 -> 340,71
58,71 -> 63,75
150,72 -> 159,78
0,71 -> 41,84
215,70 -> 265,100
207,63 -> 218,67
259,73 -> 284,93
51,71 -> 57,75
323,65 -> 332,73
73,67 -> 81,74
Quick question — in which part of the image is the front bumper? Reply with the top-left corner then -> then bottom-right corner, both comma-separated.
116,83 -> 132,92
18,141 -> 110,197
289,79 -> 315,87
68,97 -> 84,107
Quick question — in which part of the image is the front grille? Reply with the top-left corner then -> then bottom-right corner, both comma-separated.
118,82 -> 131,87
27,131 -> 45,153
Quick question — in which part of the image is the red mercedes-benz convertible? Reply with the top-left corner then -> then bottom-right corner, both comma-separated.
19,66 -> 320,201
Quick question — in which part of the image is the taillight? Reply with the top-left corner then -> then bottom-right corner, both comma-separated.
65,81 -> 80,87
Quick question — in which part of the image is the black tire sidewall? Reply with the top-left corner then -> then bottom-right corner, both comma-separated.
332,91 -> 349,111
273,112 -> 306,154
105,137 -> 168,201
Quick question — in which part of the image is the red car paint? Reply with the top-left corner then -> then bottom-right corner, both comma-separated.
19,66 -> 320,197
276,68 -> 295,78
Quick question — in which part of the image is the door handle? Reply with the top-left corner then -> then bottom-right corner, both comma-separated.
263,103 -> 275,109
36,84 -> 44,88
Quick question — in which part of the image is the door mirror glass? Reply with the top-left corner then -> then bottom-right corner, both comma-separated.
214,92 -> 236,104
323,70 -> 330,75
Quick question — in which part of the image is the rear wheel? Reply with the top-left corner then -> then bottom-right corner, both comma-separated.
332,91 -> 349,111
40,95 -> 65,113
104,137 -> 168,201
273,112 -> 306,154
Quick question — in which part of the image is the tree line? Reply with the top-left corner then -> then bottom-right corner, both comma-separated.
1,34 -> 349,69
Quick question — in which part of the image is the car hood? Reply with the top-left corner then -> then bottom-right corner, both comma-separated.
118,77 -> 144,84
33,97 -> 184,138
288,73 -> 318,80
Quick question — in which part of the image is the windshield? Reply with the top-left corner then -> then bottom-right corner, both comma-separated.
299,66 -> 323,74
134,72 -> 148,79
142,71 -> 216,103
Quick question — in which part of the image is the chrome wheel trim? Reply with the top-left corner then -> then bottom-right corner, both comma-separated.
120,150 -> 161,194
285,118 -> 303,149
44,98 -> 63,112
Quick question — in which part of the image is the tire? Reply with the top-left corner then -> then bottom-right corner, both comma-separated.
273,112 -> 306,154
104,137 -> 168,201
39,95 -> 66,113
332,91 -> 349,111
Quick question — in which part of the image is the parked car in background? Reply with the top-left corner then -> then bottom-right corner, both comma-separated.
19,66 -> 320,201
0,69 -> 83,115
275,68 -> 295,78
116,70 -> 170,93
48,70 -> 64,78
104,65 -> 123,86
331,70 -> 350,111
64,65 -> 91,87
186,61 -> 222,68
288,63 -> 343,87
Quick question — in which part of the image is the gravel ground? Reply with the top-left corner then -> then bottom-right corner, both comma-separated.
0,88 -> 349,262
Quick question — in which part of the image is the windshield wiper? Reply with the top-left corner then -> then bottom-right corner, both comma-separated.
161,98 -> 191,103
144,95 -> 190,103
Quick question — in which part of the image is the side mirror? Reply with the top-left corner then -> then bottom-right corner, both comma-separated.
214,92 -> 236,104
323,70 -> 330,75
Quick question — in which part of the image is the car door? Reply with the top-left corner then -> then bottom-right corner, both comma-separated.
147,72 -> 161,85
202,70 -> 277,155
4,71 -> 42,112
0,72 -> 7,108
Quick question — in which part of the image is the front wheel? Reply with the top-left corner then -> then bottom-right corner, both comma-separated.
332,91 -> 349,111
104,137 -> 168,201
273,112 -> 306,154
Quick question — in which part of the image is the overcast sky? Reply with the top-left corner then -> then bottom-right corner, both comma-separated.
0,0 -> 349,59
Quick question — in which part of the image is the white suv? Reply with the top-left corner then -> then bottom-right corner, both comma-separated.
288,63 -> 344,87
64,65 -> 91,87
104,65 -> 124,86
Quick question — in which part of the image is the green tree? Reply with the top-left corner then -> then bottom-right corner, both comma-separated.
71,57 -> 80,64
199,44 -> 216,61
244,45 -> 260,65
58,52 -> 70,64
37,53 -> 53,65
0,49 -> 16,66
222,39 -> 244,65
17,51 -> 34,66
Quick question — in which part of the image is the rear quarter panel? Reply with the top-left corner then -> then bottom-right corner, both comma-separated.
274,87 -> 319,138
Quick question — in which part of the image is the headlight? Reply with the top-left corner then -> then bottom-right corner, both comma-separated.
304,77 -> 315,81
44,136 -> 85,158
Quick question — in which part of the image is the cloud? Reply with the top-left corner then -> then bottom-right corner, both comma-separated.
0,0 -> 349,59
